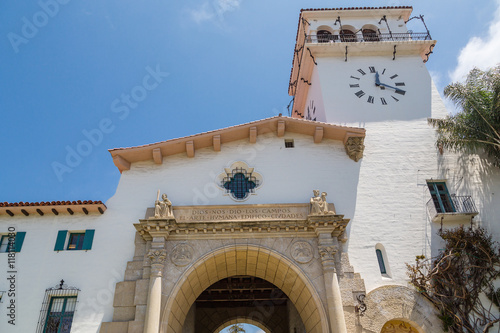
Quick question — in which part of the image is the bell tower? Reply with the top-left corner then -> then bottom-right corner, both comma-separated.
288,6 -> 436,124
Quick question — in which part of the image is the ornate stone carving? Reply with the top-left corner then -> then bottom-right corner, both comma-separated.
171,243 -> 194,267
148,249 -> 167,265
291,241 -> 313,264
148,249 -> 167,277
310,190 -> 334,215
344,136 -> 365,162
154,191 -> 174,219
318,245 -> 338,261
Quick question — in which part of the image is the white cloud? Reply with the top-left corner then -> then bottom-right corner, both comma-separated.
450,0 -> 500,82
188,0 -> 242,25
190,3 -> 215,24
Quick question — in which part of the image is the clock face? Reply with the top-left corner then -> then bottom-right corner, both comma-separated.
306,100 -> 316,121
349,66 -> 406,105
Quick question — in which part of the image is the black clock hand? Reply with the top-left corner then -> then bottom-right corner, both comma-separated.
378,82 -> 406,94
375,72 -> 381,86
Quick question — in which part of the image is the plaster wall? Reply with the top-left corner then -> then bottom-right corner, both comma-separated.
0,132 -> 358,333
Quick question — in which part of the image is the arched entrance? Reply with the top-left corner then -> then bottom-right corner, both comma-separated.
160,245 -> 329,333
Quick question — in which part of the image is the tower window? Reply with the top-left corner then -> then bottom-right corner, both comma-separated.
340,29 -> 357,42
317,30 -> 333,43
284,139 -> 294,148
376,249 -> 386,274
362,29 -> 379,42
427,181 -> 455,213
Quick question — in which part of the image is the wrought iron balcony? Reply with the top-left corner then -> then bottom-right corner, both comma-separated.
306,32 -> 432,44
426,195 -> 478,223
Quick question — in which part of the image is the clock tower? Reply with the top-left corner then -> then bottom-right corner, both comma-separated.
289,6 -> 436,124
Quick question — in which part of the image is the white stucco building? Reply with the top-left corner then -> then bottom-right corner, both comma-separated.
1,6 -> 499,333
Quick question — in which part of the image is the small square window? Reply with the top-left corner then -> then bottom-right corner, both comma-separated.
0,235 -> 12,253
67,233 -> 85,250
284,139 -> 294,148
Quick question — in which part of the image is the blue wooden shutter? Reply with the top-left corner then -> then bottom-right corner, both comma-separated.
54,230 -> 68,251
82,229 -> 95,250
14,232 -> 26,252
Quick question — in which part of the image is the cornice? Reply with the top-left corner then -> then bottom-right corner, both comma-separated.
109,116 -> 366,172
134,212 -> 349,241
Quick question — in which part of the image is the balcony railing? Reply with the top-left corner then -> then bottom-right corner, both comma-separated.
306,32 -> 432,44
426,195 -> 478,223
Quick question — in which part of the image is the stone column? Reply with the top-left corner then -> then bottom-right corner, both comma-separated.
144,248 -> 167,333
318,234 -> 347,333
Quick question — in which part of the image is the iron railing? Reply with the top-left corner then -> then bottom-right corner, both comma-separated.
426,195 -> 478,218
306,32 -> 432,44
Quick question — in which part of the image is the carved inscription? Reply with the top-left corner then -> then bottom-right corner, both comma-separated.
174,205 -> 309,223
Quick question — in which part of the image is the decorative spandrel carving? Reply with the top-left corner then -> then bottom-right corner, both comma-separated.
345,136 -> 365,162
148,249 -> 167,265
318,245 -> 338,261
171,243 -> 194,267
154,191 -> 174,219
310,190 -> 334,215
291,241 -> 314,264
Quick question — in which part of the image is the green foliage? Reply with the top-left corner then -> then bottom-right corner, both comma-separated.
227,324 -> 245,333
428,65 -> 500,166
406,226 -> 500,332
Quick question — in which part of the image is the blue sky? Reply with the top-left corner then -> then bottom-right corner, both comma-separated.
1,0 -> 500,204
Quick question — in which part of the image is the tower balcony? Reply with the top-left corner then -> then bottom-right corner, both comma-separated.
306,31 -> 432,44
426,195 -> 479,223
301,30 -> 436,62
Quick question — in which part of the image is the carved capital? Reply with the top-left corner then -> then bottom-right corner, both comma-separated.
318,245 -> 338,261
148,249 -> 167,265
344,136 -> 365,162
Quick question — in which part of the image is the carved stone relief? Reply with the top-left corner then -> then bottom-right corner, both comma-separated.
344,136 -> 365,162
148,249 -> 167,265
318,245 -> 338,261
291,241 -> 314,264
170,243 -> 194,267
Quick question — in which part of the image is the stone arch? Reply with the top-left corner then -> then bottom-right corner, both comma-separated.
340,25 -> 357,42
160,244 -> 329,333
360,285 -> 441,333
361,24 -> 379,41
214,318 -> 271,333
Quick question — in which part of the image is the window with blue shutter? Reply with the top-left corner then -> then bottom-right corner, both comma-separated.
55,230 -> 94,251
0,232 -> 26,253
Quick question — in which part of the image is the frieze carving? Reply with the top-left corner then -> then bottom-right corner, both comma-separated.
310,190 -> 334,215
291,241 -> 314,264
344,136 -> 365,162
171,243 -> 194,267
318,245 -> 338,261
154,191 -> 174,219
148,249 -> 167,265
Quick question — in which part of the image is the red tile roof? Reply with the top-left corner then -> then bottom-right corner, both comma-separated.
300,6 -> 412,12
0,201 -> 106,216
0,200 -> 103,207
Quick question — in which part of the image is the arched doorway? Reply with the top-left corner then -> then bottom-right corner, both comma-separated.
160,245 -> 329,333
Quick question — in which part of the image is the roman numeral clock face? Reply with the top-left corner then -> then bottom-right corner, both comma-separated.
349,66 -> 406,105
